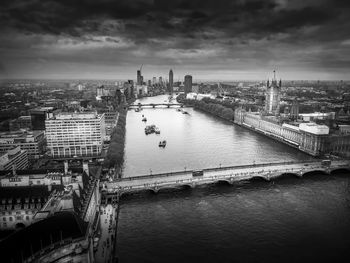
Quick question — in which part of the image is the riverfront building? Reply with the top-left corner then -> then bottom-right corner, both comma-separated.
234,108 -> 350,157
233,71 -> 350,157
265,71 -> 281,115
45,112 -> 105,158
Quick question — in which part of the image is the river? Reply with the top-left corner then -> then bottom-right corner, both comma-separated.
116,95 -> 350,263
123,95 -> 311,177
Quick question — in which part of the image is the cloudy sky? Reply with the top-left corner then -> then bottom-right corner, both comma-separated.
0,0 -> 349,81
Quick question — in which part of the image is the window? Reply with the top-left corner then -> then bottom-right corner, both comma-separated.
9,217 -> 13,221
3,217 -> 6,221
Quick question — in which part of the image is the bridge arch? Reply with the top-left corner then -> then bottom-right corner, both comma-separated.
215,179 -> 232,186
273,172 -> 301,180
248,175 -> 269,182
178,184 -> 193,190
302,169 -> 329,177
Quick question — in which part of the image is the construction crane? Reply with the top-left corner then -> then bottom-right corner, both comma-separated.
140,64 -> 143,72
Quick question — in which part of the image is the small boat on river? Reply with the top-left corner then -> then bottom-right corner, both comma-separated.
142,117 -> 147,122
159,140 -> 166,147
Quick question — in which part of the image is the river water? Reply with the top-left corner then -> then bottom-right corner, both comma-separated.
123,95 -> 310,177
117,95 -> 350,262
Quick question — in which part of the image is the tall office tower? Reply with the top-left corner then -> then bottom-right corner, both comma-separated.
152,77 -> 157,85
45,112 -> 106,158
184,75 -> 193,95
169,69 -> 173,93
265,70 -> 281,115
148,80 -> 152,86
290,98 -> 299,120
159,77 -> 163,86
137,70 -> 142,85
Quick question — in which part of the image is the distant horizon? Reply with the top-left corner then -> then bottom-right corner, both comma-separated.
1,1 -> 349,82
1,75 -> 349,83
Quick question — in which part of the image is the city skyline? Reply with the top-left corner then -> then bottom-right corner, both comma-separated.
0,0 -> 350,80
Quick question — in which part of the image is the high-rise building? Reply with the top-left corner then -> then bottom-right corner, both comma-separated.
184,75 -> 192,95
159,77 -> 163,86
265,70 -> 281,115
45,112 -> 106,158
152,77 -> 157,85
169,69 -> 173,93
137,70 -> 142,85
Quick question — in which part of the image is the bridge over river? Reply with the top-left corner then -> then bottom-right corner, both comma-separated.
128,103 -> 191,108
102,160 -> 350,198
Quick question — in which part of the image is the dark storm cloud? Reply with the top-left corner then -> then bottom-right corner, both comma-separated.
1,0 -> 345,39
0,0 -> 349,79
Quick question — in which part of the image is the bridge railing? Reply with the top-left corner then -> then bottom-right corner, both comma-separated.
114,160 -> 323,182
109,164 -> 343,190
109,167 -> 299,192
105,162 -> 350,193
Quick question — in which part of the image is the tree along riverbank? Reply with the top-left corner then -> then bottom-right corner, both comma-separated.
178,95 -> 236,122
103,98 -> 135,175
104,107 -> 127,171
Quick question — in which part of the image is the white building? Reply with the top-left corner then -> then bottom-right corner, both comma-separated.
45,112 -> 105,158
299,123 -> 329,135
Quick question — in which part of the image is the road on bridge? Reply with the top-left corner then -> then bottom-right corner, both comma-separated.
103,160 -> 349,194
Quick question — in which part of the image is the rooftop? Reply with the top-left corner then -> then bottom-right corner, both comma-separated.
0,211 -> 88,263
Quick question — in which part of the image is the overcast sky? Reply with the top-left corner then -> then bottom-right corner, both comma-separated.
0,0 -> 349,81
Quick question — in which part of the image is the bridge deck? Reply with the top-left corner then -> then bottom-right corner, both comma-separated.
103,160 -> 349,194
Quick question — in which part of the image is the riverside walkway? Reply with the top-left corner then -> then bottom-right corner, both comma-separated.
102,160 -> 350,196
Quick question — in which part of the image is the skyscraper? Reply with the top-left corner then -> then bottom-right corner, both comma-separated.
184,75 -> 192,95
169,69 -> 173,93
265,70 -> 281,115
137,70 -> 142,85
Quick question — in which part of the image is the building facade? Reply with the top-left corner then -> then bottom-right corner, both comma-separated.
169,69 -> 174,93
265,75 -> 281,115
45,112 -> 105,158
234,108 -> 350,157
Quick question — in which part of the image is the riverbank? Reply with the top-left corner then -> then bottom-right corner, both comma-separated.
178,95 -> 235,122
103,99 -> 136,176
